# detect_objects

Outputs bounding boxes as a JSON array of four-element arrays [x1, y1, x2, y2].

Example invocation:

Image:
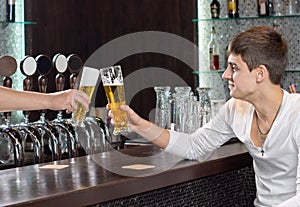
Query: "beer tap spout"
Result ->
[[0, 128, 24, 167]]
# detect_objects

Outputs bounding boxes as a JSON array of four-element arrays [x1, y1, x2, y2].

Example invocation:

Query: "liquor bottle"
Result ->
[[283, 0, 297, 15], [6, 0, 15, 22], [208, 27, 220, 71], [210, 0, 220, 18], [268, 0, 275, 16], [228, 0, 239, 18], [258, 0, 275, 16]]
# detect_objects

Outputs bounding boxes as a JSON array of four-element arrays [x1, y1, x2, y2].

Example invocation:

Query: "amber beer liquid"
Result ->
[[104, 83, 130, 135], [71, 66, 99, 126], [100, 65, 131, 135], [73, 86, 95, 122]]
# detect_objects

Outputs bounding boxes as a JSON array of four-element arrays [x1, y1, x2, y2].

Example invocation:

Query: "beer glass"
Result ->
[[72, 66, 99, 127], [100, 65, 131, 135]]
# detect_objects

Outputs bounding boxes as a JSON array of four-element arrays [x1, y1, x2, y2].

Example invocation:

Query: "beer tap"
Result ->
[[51, 53, 81, 158], [60, 121, 79, 157], [28, 122, 60, 162], [13, 56, 46, 165], [17, 125, 43, 164], [86, 117, 109, 153], [67, 54, 83, 89], [53, 53, 68, 121], [20, 56, 37, 124], [35, 54, 52, 123], [26, 125, 44, 163], [0, 55, 17, 126], [0, 127, 24, 167], [55, 54, 83, 157], [34, 54, 62, 161]]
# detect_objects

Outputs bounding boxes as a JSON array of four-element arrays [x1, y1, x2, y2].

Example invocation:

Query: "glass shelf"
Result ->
[[0, 21, 37, 25], [192, 14, 300, 22], [285, 70, 300, 72]]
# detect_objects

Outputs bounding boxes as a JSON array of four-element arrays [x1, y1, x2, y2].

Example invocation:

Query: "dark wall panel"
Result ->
[[24, 0, 197, 120]]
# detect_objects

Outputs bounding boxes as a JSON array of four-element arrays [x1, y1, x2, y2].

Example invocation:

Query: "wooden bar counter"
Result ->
[[0, 142, 255, 207]]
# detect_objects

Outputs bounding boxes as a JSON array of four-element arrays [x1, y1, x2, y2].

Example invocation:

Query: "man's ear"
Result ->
[[256, 65, 268, 83]]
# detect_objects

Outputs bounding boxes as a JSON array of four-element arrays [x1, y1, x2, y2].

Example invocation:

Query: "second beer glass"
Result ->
[[100, 65, 131, 135]]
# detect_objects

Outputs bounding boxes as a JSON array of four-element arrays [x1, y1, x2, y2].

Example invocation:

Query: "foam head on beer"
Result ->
[[72, 66, 100, 127], [100, 65, 131, 135]]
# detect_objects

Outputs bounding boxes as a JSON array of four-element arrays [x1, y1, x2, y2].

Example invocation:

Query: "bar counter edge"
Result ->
[[0, 142, 252, 207]]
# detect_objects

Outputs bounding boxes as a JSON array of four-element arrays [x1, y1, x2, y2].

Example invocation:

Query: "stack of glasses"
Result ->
[[154, 86, 217, 133]]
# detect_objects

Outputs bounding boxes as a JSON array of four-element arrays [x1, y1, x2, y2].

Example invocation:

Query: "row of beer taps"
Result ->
[[0, 54, 111, 168]]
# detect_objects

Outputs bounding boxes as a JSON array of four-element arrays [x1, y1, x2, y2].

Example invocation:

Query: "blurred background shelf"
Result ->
[[193, 14, 300, 22], [0, 21, 36, 24]]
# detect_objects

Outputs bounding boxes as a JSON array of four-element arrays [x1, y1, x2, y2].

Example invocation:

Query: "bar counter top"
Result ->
[[0, 142, 252, 207]]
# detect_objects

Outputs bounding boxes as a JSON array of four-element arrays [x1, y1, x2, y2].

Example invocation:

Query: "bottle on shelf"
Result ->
[[210, 0, 220, 18], [283, 0, 297, 15], [258, 0, 274, 16], [6, 0, 15, 22], [208, 26, 220, 71], [228, 0, 239, 18]]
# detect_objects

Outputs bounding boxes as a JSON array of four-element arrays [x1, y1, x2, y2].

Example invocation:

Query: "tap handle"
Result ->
[[22, 76, 33, 119], [69, 73, 77, 89], [0, 55, 17, 123], [38, 75, 48, 120], [67, 54, 82, 89], [21, 56, 37, 122], [38, 75, 48, 93], [36, 54, 52, 76], [23, 76, 33, 91], [53, 53, 67, 92], [0, 55, 17, 77], [55, 73, 65, 91], [20, 56, 37, 77], [3, 76, 12, 120], [3, 76, 12, 88]]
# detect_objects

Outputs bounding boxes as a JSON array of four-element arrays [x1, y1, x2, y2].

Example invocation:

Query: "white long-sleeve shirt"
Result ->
[[165, 90, 300, 207]]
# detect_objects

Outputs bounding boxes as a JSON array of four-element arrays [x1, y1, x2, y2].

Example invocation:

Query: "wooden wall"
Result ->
[[24, 0, 197, 121]]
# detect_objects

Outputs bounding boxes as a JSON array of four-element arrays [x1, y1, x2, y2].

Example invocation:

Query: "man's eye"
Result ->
[[231, 65, 239, 72], [228, 65, 234, 72]]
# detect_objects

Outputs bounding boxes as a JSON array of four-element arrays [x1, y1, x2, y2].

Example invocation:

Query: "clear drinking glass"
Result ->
[[154, 86, 171, 129], [100, 65, 131, 135], [174, 86, 191, 132], [72, 66, 100, 127], [196, 87, 212, 127]]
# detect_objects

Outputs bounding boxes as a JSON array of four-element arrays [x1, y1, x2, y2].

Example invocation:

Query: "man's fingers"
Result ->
[[120, 104, 129, 111], [66, 100, 78, 114], [73, 90, 90, 111], [108, 110, 114, 118], [106, 103, 111, 110]]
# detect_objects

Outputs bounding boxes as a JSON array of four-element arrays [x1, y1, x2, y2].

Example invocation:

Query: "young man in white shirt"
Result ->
[[109, 26, 300, 206]]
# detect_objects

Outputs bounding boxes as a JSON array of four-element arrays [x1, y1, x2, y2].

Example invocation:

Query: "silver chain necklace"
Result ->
[[255, 101, 282, 156]]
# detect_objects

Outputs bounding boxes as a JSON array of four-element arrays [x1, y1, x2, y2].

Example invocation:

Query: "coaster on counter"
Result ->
[[39, 165, 69, 170], [122, 164, 155, 170]]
